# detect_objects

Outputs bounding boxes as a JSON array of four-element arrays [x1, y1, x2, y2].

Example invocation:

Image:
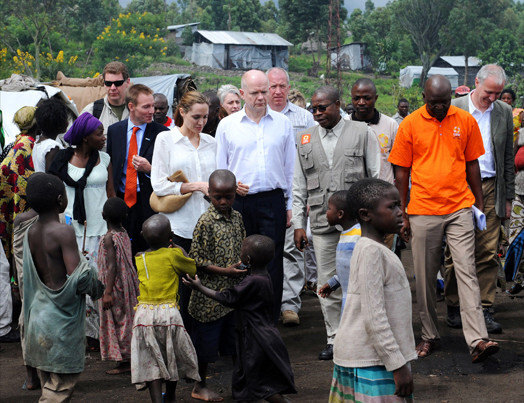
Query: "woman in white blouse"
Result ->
[[151, 91, 215, 252]]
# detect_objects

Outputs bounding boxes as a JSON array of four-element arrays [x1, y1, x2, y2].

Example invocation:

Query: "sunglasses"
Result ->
[[104, 80, 126, 87], [309, 102, 335, 113]]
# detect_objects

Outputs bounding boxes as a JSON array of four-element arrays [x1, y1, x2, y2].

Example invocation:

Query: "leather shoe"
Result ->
[[281, 310, 300, 327], [446, 306, 462, 329], [319, 344, 333, 360], [483, 308, 502, 334], [471, 340, 499, 363]]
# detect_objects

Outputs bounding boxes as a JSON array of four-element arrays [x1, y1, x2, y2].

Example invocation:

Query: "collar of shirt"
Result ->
[[320, 117, 344, 138], [239, 106, 273, 124], [208, 204, 234, 222], [126, 120, 148, 148], [171, 126, 213, 145], [468, 91, 494, 115], [350, 109, 381, 125], [420, 104, 458, 121]]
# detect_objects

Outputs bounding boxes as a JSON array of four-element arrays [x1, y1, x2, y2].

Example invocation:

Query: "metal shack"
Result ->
[[189, 30, 292, 70]]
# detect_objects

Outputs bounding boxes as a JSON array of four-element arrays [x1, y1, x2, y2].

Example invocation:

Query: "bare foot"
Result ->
[[191, 383, 224, 402], [106, 362, 131, 375]]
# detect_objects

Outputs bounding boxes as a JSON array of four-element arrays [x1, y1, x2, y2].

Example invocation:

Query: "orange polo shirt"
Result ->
[[388, 104, 485, 216]]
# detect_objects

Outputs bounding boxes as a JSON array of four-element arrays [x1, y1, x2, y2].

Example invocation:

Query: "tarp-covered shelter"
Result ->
[[433, 56, 481, 88], [399, 66, 459, 90], [0, 74, 78, 145], [189, 30, 292, 70], [55, 72, 195, 116], [330, 43, 370, 71]]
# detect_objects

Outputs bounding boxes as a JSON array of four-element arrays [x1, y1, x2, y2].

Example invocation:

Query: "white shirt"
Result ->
[[151, 128, 216, 239], [275, 101, 316, 136], [216, 107, 296, 210], [320, 118, 344, 167], [32, 138, 63, 172], [469, 92, 495, 179]]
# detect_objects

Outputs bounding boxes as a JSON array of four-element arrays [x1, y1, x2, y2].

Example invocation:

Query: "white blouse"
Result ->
[[33, 138, 63, 172], [151, 127, 217, 239]]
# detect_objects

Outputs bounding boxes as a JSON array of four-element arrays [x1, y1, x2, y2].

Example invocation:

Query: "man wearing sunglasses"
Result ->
[[82, 61, 130, 136], [292, 85, 381, 360]]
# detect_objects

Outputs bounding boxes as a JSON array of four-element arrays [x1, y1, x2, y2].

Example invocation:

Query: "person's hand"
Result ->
[[318, 283, 332, 298], [194, 182, 209, 196], [182, 274, 202, 289], [236, 181, 249, 196], [102, 293, 113, 310], [505, 200, 512, 221], [286, 209, 292, 228], [294, 228, 308, 251], [400, 215, 411, 243], [393, 364, 413, 397], [132, 155, 151, 173], [223, 262, 248, 278]]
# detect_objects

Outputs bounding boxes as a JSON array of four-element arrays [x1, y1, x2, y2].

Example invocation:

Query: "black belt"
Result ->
[[238, 189, 283, 199]]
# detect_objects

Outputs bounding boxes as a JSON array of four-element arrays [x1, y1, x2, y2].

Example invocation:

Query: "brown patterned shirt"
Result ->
[[188, 205, 245, 322]]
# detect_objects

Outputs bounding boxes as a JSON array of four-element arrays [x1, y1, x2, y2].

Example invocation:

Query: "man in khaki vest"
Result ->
[[292, 85, 381, 360]]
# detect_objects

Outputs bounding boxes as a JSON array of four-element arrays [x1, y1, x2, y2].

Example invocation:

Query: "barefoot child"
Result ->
[[318, 191, 361, 314], [131, 214, 200, 403], [187, 169, 247, 402], [184, 234, 296, 403], [23, 173, 105, 402], [329, 178, 417, 402], [97, 197, 139, 375]]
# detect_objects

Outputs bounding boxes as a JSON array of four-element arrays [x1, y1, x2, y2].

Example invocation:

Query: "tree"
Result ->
[[446, 0, 509, 85], [279, 0, 347, 45], [0, 0, 67, 79], [395, 0, 454, 87]]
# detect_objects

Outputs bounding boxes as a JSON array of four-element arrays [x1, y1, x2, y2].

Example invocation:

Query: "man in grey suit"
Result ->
[[445, 64, 515, 334]]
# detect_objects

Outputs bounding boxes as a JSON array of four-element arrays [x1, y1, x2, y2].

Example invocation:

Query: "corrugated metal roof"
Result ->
[[440, 56, 481, 67], [167, 22, 200, 31], [196, 30, 292, 47]]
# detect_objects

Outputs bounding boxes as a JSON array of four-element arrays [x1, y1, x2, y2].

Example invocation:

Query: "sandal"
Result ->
[[471, 340, 499, 363], [505, 283, 523, 296], [416, 340, 439, 358]]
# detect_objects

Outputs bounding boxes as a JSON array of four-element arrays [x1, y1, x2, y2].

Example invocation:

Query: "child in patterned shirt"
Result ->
[[188, 169, 246, 402]]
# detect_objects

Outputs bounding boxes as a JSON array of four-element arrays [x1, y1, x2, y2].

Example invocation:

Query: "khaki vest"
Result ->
[[296, 119, 370, 234]]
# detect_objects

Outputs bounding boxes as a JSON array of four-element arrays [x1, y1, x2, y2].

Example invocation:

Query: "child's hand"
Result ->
[[318, 283, 332, 298], [224, 262, 247, 278], [393, 364, 413, 397], [102, 293, 113, 310], [182, 274, 201, 289]]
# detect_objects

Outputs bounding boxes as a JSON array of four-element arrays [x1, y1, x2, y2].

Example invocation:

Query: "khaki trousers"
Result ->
[[445, 179, 501, 307], [37, 370, 80, 403], [312, 231, 342, 344], [410, 208, 487, 352]]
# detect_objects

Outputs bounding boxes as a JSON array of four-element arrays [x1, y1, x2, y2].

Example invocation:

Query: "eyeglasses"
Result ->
[[309, 102, 335, 113], [104, 80, 126, 87]]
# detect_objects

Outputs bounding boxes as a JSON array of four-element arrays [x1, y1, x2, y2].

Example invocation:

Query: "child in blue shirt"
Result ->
[[318, 191, 361, 313]]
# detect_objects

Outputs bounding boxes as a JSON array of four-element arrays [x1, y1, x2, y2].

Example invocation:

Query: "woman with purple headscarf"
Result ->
[[49, 112, 115, 347]]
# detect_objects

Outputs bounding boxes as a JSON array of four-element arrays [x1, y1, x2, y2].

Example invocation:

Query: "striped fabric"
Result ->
[[329, 365, 413, 403]]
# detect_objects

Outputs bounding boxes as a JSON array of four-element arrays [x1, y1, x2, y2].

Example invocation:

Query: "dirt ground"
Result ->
[[2, 247, 524, 402]]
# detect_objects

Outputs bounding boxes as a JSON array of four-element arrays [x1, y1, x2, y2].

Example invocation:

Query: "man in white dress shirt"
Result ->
[[266, 67, 316, 327], [216, 69, 296, 323]]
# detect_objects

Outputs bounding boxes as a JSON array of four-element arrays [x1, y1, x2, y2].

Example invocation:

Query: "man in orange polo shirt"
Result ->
[[389, 75, 499, 363]]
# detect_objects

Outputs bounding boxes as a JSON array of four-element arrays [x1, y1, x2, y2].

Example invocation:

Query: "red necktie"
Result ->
[[124, 126, 139, 208]]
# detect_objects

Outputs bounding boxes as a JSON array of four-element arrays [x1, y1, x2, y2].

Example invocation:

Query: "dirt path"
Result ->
[[2, 248, 524, 402]]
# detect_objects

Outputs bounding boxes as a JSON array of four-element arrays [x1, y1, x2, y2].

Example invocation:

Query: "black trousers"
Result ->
[[117, 190, 154, 257], [233, 189, 286, 323]]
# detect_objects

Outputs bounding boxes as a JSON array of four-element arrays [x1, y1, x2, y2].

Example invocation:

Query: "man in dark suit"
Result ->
[[107, 84, 169, 255], [445, 64, 515, 334]]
